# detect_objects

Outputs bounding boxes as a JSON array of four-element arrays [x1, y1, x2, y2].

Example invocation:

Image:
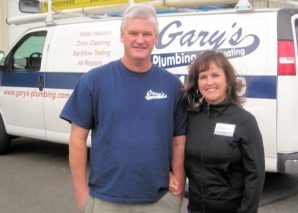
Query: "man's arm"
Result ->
[[171, 134, 186, 198], [69, 122, 90, 210]]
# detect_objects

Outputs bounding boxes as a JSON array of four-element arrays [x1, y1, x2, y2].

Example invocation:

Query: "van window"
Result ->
[[295, 19, 298, 45], [8, 31, 47, 71], [295, 19, 298, 49]]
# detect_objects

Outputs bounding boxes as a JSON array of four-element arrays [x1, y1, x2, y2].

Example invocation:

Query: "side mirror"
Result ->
[[19, 0, 42, 13], [0, 51, 5, 67]]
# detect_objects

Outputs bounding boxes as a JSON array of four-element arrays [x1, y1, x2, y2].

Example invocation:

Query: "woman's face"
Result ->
[[198, 61, 228, 105]]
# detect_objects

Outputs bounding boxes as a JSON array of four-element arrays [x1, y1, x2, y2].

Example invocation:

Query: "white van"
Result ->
[[1, 7, 298, 173]]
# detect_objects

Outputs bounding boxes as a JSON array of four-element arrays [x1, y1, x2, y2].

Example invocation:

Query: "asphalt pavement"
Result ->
[[1, 138, 298, 213]]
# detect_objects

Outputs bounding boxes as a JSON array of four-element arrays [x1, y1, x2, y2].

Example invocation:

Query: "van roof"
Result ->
[[7, 6, 286, 27]]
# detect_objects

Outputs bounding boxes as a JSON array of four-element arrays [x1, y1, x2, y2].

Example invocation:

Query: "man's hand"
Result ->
[[169, 172, 183, 196], [75, 186, 89, 210]]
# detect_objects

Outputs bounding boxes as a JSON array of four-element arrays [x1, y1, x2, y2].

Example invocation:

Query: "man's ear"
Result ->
[[120, 32, 124, 43], [155, 35, 159, 45]]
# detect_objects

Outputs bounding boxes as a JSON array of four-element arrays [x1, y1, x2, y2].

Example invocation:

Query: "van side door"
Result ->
[[0, 30, 47, 138], [276, 10, 298, 172]]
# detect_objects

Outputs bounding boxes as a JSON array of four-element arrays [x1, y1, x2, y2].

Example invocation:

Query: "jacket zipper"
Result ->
[[201, 103, 211, 213]]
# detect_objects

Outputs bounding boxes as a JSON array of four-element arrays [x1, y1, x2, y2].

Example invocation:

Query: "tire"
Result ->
[[0, 115, 11, 154]]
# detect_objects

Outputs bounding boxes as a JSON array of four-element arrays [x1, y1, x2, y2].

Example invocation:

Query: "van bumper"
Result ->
[[278, 153, 298, 173]]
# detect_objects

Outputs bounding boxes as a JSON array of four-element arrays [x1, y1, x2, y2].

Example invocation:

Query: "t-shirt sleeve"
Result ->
[[59, 75, 94, 130], [173, 81, 187, 136]]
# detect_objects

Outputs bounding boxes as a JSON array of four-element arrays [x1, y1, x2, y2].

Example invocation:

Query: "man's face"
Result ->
[[121, 18, 158, 62]]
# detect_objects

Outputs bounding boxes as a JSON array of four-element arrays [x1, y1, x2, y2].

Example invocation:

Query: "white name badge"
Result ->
[[214, 123, 236, 137]]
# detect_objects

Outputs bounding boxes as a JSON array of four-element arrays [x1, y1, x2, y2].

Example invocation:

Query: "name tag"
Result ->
[[214, 123, 236, 137]]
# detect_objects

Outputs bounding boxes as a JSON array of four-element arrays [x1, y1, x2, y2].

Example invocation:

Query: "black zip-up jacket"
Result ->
[[185, 100, 265, 213]]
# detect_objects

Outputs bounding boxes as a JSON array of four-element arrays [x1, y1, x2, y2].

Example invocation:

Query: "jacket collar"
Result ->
[[201, 99, 233, 116]]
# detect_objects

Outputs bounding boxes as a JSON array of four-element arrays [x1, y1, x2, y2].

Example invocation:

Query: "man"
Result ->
[[60, 4, 186, 213]]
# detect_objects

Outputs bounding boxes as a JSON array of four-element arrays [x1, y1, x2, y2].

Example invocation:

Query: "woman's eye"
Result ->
[[199, 75, 206, 80]]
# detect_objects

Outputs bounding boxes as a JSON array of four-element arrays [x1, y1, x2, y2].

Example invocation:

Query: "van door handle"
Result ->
[[38, 75, 44, 91]]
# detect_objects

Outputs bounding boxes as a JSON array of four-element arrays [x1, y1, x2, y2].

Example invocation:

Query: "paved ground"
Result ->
[[1, 138, 298, 213]]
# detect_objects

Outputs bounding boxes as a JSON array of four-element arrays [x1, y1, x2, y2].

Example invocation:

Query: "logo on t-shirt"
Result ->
[[145, 90, 167, 100]]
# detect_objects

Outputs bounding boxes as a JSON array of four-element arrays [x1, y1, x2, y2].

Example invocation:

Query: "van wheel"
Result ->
[[0, 116, 11, 154]]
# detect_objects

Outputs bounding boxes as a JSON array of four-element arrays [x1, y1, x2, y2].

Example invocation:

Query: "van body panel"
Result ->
[[277, 77, 298, 154], [46, 20, 123, 72], [1, 8, 298, 173]]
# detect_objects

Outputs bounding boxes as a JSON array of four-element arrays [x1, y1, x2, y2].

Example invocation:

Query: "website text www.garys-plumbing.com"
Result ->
[[3, 89, 71, 100]]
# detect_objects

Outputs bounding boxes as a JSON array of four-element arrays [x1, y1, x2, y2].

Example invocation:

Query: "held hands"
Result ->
[[169, 172, 183, 196]]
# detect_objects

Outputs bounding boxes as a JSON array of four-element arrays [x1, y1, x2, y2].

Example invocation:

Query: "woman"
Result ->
[[170, 50, 265, 213]]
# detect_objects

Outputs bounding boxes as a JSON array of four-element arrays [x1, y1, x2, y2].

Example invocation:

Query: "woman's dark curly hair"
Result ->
[[184, 50, 246, 112]]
